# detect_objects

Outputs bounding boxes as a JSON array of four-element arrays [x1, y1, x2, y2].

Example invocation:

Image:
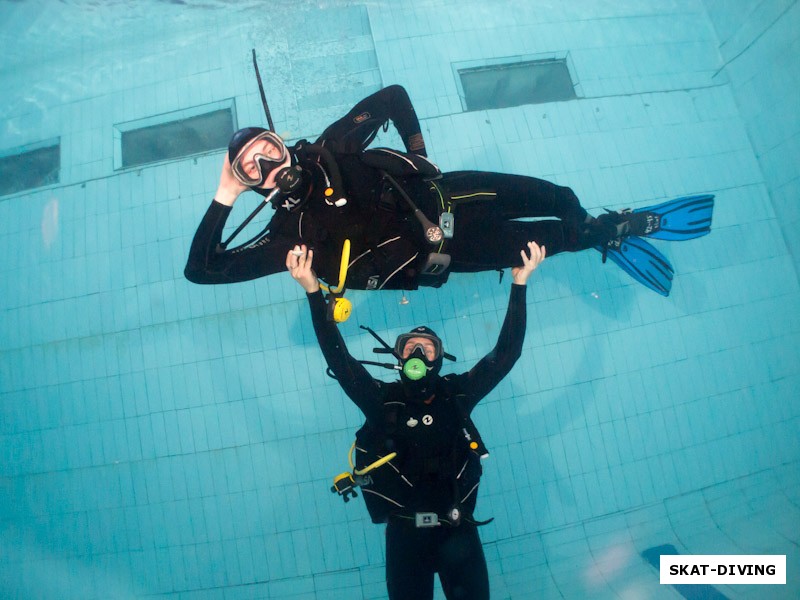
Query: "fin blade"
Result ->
[[636, 194, 715, 241], [596, 236, 674, 296]]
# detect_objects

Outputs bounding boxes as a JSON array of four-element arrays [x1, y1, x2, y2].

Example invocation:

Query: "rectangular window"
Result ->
[[0, 140, 60, 197], [456, 57, 577, 111], [115, 100, 236, 169]]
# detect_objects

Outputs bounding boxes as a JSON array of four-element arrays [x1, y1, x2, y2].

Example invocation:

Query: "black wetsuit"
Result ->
[[186, 85, 603, 290], [307, 283, 527, 600]]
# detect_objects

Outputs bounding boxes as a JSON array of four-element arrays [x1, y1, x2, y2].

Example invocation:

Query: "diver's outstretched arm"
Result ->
[[315, 84, 427, 156], [461, 242, 545, 412], [184, 153, 293, 284], [288, 247, 384, 424], [184, 197, 291, 284]]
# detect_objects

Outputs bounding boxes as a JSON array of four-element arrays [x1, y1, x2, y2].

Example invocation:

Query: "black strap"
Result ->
[[389, 509, 493, 528], [465, 515, 494, 527]]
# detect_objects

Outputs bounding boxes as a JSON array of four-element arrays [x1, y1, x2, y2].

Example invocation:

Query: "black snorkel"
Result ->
[[220, 50, 349, 253], [217, 50, 280, 251], [252, 48, 275, 132], [249, 48, 346, 203]]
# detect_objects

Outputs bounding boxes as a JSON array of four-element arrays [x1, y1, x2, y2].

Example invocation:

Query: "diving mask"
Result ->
[[230, 130, 289, 187], [396, 334, 442, 360], [395, 328, 444, 382]]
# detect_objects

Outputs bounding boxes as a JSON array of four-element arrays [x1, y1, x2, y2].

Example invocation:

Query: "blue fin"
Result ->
[[636, 194, 715, 241], [595, 236, 674, 296]]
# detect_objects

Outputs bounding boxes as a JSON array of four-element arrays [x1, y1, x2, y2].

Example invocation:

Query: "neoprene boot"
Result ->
[[594, 209, 661, 240], [578, 214, 617, 248], [588, 209, 662, 262]]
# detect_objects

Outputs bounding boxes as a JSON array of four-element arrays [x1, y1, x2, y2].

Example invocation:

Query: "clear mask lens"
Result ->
[[231, 131, 288, 186], [395, 333, 442, 362]]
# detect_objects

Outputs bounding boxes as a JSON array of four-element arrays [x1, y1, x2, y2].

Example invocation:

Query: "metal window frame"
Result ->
[[113, 98, 237, 170], [452, 52, 581, 112], [0, 138, 61, 198]]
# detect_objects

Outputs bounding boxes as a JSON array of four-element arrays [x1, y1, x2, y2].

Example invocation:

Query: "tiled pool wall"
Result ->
[[703, 0, 800, 268], [1, 1, 798, 598]]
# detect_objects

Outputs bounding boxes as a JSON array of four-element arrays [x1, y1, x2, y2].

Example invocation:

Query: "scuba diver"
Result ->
[[185, 84, 714, 296], [286, 240, 546, 600]]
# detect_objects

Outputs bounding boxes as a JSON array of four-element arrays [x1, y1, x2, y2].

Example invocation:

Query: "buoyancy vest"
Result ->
[[292, 143, 442, 290], [354, 376, 486, 524]]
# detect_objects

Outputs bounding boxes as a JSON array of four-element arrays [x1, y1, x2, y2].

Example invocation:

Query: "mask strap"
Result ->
[[360, 325, 401, 360]]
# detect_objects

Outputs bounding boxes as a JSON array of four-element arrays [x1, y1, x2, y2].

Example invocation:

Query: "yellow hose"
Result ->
[[348, 442, 397, 476], [320, 239, 350, 294], [355, 453, 397, 476]]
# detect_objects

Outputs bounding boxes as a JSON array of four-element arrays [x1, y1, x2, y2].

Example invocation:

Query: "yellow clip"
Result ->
[[333, 472, 354, 486]]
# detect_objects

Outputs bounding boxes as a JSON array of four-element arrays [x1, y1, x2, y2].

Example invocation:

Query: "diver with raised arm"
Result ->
[[286, 240, 545, 600]]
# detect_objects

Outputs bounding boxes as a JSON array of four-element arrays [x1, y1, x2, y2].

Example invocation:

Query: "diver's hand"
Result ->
[[214, 154, 249, 206], [286, 244, 321, 293], [511, 241, 546, 285]]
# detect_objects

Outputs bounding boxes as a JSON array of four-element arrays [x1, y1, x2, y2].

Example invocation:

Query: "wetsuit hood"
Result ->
[[228, 127, 268, 163]]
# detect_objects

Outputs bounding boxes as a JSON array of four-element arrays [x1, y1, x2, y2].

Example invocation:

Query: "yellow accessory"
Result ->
[[330, 296, 352, 322], [348, 443, 397, 476], [319, 239, 352, 322], [331, 444, 397, 503], [319, 239, 350, 295]]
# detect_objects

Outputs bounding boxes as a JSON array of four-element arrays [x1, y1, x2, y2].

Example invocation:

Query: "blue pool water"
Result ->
[[1, 1, 798, 598]]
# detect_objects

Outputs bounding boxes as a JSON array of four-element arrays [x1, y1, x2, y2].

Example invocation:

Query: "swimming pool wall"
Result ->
[[703, 0, 800, 269], [0, 1, 798, 598]]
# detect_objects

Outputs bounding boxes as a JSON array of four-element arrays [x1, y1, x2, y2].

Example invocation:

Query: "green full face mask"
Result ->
[[395, 327, 444, 385]]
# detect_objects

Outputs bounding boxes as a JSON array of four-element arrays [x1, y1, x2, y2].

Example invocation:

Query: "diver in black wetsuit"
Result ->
[[286, 241, 546, 600], [185, 84, 619, 291]]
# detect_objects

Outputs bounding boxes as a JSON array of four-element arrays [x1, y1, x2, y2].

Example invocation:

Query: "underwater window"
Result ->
[[457, 57, 577, 111], [0, 141, 60, 197], [116, 100, 235, 169]]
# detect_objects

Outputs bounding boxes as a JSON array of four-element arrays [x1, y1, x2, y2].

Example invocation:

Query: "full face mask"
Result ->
[[228, 128, 289, 188], [395, 326, 444, 384]]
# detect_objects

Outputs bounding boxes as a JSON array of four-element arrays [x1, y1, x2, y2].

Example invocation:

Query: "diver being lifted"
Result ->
[[286, 240, 545, 600], [186, 84, 714, 296]]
